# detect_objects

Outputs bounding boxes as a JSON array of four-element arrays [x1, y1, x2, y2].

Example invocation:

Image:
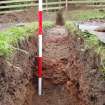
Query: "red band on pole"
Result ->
[[38, 11, 43, 34], [38, 57, 42, 77]]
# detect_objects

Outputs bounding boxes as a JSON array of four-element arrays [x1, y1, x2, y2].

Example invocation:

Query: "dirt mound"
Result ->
[[0, 7, 36, 23], [0, 26, 105, 105]]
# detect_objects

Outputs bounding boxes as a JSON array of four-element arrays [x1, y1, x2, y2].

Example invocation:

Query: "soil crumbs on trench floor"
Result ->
[[32, 26, 72, 105]]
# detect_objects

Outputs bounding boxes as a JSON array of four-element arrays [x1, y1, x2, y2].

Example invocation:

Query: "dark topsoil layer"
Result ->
[[0, 26, 105, 105]]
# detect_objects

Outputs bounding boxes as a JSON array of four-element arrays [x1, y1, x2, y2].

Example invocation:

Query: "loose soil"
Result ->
[[0, 7, 55, 24], [0, 26, 105, 105], [0, 8, 36, 23]]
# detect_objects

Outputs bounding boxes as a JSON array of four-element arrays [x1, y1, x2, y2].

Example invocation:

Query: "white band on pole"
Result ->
[[39, 0, 43, 11], [38, 78, 42, 96], [38, 35, 42, 57]]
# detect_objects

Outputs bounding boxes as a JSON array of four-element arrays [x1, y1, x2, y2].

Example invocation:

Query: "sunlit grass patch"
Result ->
[[0, 21, 54, 57]]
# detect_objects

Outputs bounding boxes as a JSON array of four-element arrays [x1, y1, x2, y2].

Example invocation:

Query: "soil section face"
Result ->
[[32, 26, 71, 105], [0, 26, 105, 105], [32, 26, 105, 105], [0, 36, 37, 105]]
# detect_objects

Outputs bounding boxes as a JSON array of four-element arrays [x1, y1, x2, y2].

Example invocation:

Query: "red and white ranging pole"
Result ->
[[38, 0, 43, 96]]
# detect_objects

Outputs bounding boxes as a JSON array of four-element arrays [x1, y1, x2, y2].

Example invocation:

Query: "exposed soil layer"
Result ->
[[0, 26, 105, 105], [33, 26, 105, 105], [0, 36, 37, 105]]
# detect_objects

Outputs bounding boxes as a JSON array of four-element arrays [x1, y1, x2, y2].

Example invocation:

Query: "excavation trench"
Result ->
[[25, 26, 105, 105], [0, 26, 105, 105]]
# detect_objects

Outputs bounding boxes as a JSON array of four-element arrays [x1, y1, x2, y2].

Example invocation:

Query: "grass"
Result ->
[[0, 21, 54, 57], [82, 31, 105, 74], [66, 21, 105, 54], [65, 9, 105, 21]]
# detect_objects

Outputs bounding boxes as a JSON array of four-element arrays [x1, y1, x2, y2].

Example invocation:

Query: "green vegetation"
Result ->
[[65, 9, 105, 20], [0, 21, 54, 57], [66, 21, 102, 50]]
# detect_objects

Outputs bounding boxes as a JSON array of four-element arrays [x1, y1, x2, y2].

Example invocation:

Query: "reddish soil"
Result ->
[[32, 26, 105, 105], [0, 26, 105, 105]]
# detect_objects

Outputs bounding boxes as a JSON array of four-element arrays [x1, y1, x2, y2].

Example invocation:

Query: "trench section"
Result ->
[[0, 26, 105, 105]]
